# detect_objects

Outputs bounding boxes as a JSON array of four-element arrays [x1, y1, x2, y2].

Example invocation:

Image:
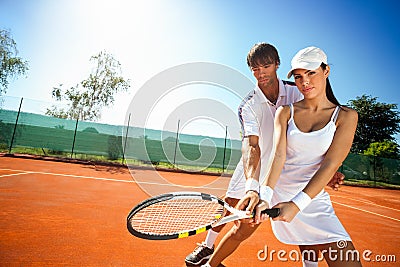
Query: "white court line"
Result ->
[[2, 168, 399, 221], [0, 172, 33, 178], [0, 168, 227, 190], [332, 194, 400, 212], [332, 200, 400, 222], [0, 168, 133, 182]]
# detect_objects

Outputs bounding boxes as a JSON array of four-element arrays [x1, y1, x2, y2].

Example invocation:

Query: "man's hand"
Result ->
[[235, 191, 259, 225], [237, 191, 259, 212], [327, 171, 345, 191]]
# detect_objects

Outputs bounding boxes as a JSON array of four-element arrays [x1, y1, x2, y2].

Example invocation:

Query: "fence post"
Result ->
[[122, 113, 131, 165], [173, 119, 180, 168], [222, 126, 228, 173], [373, 154, 376, 187], [71, 116, 79, 158], [9, 97, 23, 154]]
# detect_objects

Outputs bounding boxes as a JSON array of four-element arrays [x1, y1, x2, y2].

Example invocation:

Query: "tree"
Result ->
[[0, 29, 29, 95], [363, 141, 400, 183], [347, 94, 400, 153], [364, 141, 399, 159], [107, 135, 122, 160], [46, 50, 130, 121]]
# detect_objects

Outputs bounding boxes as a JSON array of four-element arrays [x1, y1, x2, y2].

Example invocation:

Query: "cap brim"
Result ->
[[287, 69, 295, 79], [286, 61, 322, 79]]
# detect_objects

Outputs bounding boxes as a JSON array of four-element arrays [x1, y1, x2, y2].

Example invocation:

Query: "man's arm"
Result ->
[[236, 135, 261, 213], [242, 135, 260, 185]]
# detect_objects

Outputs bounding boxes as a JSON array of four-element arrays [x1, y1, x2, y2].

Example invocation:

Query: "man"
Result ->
[[185, 43, 343, 267]]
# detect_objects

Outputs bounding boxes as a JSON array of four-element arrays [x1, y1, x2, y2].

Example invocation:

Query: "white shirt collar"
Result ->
[[255, 78, 286, 104]]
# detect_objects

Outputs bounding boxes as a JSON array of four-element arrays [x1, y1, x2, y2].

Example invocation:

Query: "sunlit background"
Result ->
[[1, 0, 399, 141]]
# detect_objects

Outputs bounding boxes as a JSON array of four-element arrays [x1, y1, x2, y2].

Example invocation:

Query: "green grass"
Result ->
[[345, 179, 400, 189], [4, 146, 235, 175]]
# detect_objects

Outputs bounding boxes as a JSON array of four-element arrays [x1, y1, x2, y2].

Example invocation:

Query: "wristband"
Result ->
[[291, 191, 312, 211], [245, 178, 259, 193], [259, 185, 273, 204]]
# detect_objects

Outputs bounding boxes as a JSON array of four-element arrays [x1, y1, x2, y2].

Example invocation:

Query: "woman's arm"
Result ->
[[253, 106, 290, 223], [263, 105, 290, 189]]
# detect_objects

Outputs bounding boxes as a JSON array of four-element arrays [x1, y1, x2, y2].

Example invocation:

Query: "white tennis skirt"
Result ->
[[270, 187, 351, 245]]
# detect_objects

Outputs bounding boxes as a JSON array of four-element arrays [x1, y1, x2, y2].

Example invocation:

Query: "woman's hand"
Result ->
[[253, 200, 270, 224], [271, 201, 300, 223]]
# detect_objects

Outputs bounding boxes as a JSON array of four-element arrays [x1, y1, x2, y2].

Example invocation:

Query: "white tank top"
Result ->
[[275, 104, 340, 194]]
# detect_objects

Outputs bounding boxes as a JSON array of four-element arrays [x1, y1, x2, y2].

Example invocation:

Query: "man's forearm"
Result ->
[[242, 136, 261, 193]]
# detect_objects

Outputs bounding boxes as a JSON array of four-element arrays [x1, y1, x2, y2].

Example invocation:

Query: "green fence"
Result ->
[[0, 96, 242, 172], [1, 96, 399, 184], [340, 153, 400, 185]]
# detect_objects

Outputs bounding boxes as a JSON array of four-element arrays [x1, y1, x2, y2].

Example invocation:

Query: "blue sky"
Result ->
[[1, 0, 399, 141]]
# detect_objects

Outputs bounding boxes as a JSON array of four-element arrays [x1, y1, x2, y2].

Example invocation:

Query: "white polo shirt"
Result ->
[[226, 79, 303, 199]]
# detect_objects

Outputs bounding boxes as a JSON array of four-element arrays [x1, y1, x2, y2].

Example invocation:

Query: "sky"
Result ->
[[1, 0, 399, 141]]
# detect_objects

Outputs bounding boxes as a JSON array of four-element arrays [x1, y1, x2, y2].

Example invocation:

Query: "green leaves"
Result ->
[[47, 50, 130, 121], [364, 141, 399, 159], [347, 94, 400, 158], [0, 29, 29, 95]]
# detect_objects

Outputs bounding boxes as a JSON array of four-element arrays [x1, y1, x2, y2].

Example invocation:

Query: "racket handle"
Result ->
[[255, 208, 280, 218]]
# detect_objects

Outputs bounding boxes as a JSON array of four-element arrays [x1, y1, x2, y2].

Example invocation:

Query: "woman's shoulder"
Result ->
[[276, 104, 292, 120], [337, 106, 358, 124], [277, 104, 292, 112], [339, 106, 358, 118]]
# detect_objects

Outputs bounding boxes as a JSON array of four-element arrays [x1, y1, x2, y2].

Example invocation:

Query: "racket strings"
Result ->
[[129, 198, 224, 235]]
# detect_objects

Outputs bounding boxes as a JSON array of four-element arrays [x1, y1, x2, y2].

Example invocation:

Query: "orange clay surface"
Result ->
[[0, 155, 399, 266]]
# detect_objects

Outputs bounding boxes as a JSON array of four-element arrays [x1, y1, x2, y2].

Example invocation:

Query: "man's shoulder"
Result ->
[[280, 80, 299, 94], [279, 79, 303, 103], [281, 80, 301, 95], [238, 89, 262, 114], [282, 80, 296, 86], [240, 90, 257, 105]]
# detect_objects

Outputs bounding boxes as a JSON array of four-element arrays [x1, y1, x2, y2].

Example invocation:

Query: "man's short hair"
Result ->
[[247, 43, 280, 68]]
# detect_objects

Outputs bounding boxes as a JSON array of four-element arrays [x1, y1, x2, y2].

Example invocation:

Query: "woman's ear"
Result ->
[[324, 65, 330, 77]]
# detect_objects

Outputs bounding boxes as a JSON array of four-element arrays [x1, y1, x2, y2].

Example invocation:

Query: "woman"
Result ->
[[255, 46, 361, 266]]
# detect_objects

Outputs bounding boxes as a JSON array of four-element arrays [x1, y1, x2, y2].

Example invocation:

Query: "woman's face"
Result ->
[[292, 65, 329, 98]]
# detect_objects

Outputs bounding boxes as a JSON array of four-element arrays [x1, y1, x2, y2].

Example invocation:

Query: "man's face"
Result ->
[[250, 62, 278, 87]]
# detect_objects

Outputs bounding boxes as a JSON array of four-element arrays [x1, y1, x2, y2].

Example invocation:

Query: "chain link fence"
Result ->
[[0, 96, 241, 172]]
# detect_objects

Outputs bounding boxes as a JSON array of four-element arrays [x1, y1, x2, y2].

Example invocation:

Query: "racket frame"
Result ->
[[127, 191, 279, 240]]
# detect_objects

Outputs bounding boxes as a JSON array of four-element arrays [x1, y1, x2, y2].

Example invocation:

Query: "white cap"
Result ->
[[287, 46, 328, 78]]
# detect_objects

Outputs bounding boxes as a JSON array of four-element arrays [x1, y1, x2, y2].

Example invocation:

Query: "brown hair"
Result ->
[[321, 63, 341, 106], [247, 43, 280, 68]]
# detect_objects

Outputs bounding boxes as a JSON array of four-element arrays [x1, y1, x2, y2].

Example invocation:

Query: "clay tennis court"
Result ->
[[0, 155, 399, 266]]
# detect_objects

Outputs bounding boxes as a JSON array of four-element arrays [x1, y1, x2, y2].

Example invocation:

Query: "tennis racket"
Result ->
[[126, 191, 280, 240]]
